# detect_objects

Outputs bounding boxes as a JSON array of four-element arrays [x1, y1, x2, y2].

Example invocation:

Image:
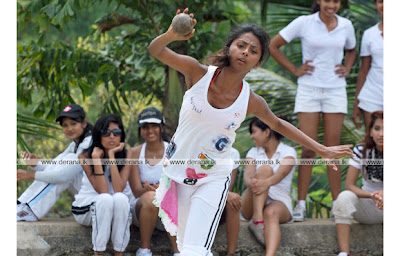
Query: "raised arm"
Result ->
[[247, 92, 354, 166], [108, 143, 130, 193], [80, 150, 108, 194], [147, 8, 207, 88]]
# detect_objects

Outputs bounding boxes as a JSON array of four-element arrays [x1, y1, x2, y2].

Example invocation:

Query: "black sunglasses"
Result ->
[[101, 129, 122, 137]]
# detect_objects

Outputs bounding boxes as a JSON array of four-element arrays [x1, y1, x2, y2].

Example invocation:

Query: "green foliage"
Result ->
[[17, 0, 378, 218]]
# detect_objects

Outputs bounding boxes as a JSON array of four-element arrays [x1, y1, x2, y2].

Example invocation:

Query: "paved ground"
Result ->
[[17, 217, 383, 256]]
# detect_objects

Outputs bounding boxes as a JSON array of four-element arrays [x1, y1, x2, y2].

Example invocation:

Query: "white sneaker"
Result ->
[[293, 204, 306, 222], [17, 203, 38, 222], [136, 248, 152, 256]]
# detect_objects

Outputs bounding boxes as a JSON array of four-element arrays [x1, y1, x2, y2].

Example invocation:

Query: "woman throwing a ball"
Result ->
[[148, 8, 354, 256]]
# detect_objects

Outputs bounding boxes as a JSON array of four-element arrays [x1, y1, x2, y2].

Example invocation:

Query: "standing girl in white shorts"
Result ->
[[17, 104, 92, 221], [353, 0, 383, 132], [269, 0, 357, 220], [72, 114, 133, 256], [333, 111, 383, 256], [148, 8, 353, 256], [128, 107, 180, 256], [240, 117, 296, 256]]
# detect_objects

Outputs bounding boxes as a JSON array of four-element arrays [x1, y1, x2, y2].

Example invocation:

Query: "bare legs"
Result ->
[[336, 223, 351, 254], [264, 202, 291, 256], [136, 191, 179, 253], [225, 198, 240, 255], [297, 112, 344, 202], [323, 113, 345, 201], [297, 112, 320, 202], [241, 165, 291, 256]]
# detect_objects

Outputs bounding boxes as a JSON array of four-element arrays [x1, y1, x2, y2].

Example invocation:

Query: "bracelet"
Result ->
[[93, 172, 105, 176]]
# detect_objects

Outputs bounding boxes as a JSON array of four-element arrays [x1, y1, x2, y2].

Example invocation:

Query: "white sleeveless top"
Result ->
[[73, 165, 133, 207], [138, 141, 168, 185], [163, 65, 250, 185]]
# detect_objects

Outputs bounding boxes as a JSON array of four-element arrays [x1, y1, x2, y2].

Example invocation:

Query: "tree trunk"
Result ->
[[162, 66, 186, 140]]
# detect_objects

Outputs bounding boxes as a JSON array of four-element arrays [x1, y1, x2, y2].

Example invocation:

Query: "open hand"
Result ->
[[107, 142, 125, 157], [250, 178, 269, 195], [144, 180, 159, 191], [319, 145, 354, 171], [335, 64, 350, 77], [294, 60, 314, 77]]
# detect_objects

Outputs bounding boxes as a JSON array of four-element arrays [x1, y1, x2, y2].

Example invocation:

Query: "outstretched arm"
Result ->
[[247, 92, 354, 168], [147, 8, 207, 88]]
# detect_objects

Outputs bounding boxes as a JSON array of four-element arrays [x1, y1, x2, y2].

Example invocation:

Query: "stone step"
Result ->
[[17, 217, 383, 256]]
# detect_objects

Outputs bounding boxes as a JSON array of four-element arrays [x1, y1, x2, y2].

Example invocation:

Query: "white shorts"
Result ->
[[358, 99, 383, 113], [294, 84, 347, 114]]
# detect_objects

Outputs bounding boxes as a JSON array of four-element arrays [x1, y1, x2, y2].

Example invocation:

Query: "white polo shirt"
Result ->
[[246, 142, 297, 195], [279, 12, 356, 88], [357, 23, 383, 105]]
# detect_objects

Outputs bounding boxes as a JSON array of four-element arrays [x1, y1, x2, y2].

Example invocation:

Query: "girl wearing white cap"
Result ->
[[17, 104, 92, 221], [148, 8, 354, 256], [128, 107, 180, 256], [269, 0, 357, 221]]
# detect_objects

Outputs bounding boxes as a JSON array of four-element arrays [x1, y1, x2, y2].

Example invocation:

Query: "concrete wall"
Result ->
[[17, 218, 382, 256]]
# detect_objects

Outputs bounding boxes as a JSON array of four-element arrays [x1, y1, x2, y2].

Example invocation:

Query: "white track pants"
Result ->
[[73, 193, 132, 252], [18, 172, 82, 219], [333, 190, 383, 225], [176, 176, 231, 256]]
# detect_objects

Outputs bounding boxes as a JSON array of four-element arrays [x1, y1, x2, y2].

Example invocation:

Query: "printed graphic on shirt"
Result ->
[[166, 139, 177, 159], [213, 136, 231, 152], [198, 153, 215, 170], [190, 96, 202, 114], [225, 122, 238, 131], [183, 178, 197, 185], [186, 168, 208, 179]]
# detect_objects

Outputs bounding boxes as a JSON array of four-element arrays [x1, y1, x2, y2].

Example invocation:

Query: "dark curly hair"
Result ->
[[207, 24, 270, 68]]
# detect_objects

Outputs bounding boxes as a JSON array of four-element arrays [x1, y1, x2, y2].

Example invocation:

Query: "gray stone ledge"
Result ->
[[17, 217, 382, 256]]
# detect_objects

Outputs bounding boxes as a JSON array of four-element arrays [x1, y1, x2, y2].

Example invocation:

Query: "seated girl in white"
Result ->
[[241, 117, 297, 256], [333, 111, 383, 256], [17, 104, 92, 221], [72, 114, 133, 256]]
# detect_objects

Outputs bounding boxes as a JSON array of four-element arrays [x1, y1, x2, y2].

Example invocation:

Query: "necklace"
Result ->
[[146, 149, 158, 159]]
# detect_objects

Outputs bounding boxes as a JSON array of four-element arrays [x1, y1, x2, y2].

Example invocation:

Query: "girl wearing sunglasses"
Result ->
[[17, 104, 93, 221], [128, 107, 180, 256], [72, 114, 133, 256]]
